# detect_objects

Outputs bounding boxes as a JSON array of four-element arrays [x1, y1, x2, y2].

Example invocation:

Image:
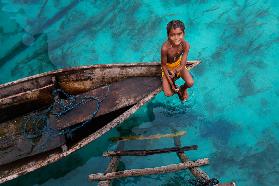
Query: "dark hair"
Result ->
[[166, 20, 185, 35]]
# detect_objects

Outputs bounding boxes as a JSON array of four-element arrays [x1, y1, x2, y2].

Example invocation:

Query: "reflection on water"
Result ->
[[1, 0, 279, 186]]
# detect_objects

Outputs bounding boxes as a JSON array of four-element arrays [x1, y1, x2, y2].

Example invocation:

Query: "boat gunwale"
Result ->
[[0, 61, 200, 89], [0, 62, 162, 89], [0, 84, 54, 105]]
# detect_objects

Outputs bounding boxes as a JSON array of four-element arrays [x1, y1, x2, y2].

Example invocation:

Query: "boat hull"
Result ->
[[0, 61, 200, 183]]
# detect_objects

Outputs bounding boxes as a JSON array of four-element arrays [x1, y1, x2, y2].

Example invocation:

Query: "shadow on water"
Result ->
[[116, 98, 202, 140], [237, 71, 256, 98], [1, 0, 123, 83], [0, 0, 80, 68], [210, 134, 279, 185], [237, 70, 270, 100], [115, 102, 160, 137], [9, 34, 57, 78], [200, 119, 237, 147], [205, 0, 275, 71]]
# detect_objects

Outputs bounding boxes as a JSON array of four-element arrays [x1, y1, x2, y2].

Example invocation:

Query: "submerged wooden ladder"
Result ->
[[88, 131, 235, 186]]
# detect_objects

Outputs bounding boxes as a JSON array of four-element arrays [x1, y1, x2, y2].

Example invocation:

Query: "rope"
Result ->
[[21, 85, 110, 149]]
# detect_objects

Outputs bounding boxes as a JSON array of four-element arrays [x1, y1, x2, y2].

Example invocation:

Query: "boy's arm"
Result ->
[[176, 40, 190, 72], [161, 45, 177, 91]]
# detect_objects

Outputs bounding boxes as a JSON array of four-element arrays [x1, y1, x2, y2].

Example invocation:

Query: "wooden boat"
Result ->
[[0, 61, 200, 183]]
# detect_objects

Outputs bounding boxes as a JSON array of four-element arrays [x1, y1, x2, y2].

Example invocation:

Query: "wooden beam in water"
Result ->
[[103, 145, 197, 157], [98, 157, 120, 186], [173, 136, 210, 181], [98, 142, 124, 186], [110, 131, 186, 142], [89, 158, 209, 181]]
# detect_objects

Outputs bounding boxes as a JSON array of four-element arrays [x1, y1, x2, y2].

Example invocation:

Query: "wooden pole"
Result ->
[[98, 157, 120, 186], [103, 145, 198, 157], [173, 136, 210, 180], [110, 131, 186, 142], [98, 142, 124, 186], [89, 158, 209, 181]]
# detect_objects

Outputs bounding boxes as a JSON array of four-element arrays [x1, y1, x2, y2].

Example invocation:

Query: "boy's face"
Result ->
[[168, 28, 184, 46]]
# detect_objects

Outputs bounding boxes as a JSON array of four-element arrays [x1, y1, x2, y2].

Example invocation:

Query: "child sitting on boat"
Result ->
[[161, 20, 194, 101]]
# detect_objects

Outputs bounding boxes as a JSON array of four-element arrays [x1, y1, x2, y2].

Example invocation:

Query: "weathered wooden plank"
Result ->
[[103, 145, 197, 157], [173, 136, 210, 180], [0, 76, 54, 99], [98, 157, 120, 186], [89, 158, 209, 181], [98, 142, 124, 186], [0, 84, 54, 123], [57, 64, 161, 94]]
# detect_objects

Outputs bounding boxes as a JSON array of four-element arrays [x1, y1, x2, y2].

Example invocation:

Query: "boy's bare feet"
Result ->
[[178, 84, 188, 101], [177, 89, 183, 100], [182, 88, 189, 101]]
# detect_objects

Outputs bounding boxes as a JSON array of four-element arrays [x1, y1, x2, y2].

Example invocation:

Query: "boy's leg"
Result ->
[[179, 68, 194, 100], [162, 75, 174, 96]]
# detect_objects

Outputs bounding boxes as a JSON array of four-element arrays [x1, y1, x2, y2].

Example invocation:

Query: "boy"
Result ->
[[161, 20, 194, 101]]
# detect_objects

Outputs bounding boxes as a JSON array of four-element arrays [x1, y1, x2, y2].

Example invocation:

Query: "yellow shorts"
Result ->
[[161, 56, 188, 77]]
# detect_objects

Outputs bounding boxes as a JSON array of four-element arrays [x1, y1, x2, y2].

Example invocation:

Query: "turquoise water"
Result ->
[[1, 0, 279, 185]]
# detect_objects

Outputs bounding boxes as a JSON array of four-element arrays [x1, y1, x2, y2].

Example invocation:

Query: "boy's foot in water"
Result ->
[[178, 84, 188, 101], [177, 89, 183, 100], [182, 88, 189, 101]]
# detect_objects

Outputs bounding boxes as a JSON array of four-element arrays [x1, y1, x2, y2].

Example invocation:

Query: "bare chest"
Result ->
[[167, 45, 184, 63]]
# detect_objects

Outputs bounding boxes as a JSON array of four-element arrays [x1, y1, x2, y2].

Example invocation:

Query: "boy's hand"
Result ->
[[176, 65, 184, 73], [167, 70, 179, 92], [168, 70, 175, 78], [170, 81, 179, 93]]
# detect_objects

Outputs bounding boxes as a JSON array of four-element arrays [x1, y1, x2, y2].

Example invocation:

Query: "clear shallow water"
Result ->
[[0, 0, 279, 185]]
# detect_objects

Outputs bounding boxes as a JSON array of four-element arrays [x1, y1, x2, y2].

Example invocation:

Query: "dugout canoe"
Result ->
[[0, 61, 200, 183]]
